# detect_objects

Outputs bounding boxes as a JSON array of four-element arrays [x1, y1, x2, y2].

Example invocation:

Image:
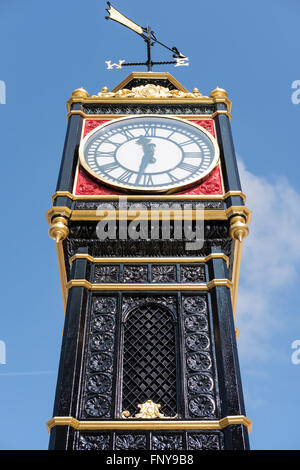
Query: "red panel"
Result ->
[[188, 119, 216, 138], [75, 118, 222, 196], [178, 165, 223, 195], [76, 166, 121, 195], [83, 119, 111, 138]]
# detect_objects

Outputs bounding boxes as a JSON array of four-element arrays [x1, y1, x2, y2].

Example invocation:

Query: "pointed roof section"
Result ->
[[111, 72, 189, 93], [67, 73, 232, 118]]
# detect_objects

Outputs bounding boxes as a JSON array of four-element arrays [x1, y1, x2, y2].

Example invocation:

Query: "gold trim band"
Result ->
[[69, 253, 230, 269], [51, 190, 246, 203], [46, 206, 251, 224], [66, 279, 233, 291], [46, 415, 252, 433]]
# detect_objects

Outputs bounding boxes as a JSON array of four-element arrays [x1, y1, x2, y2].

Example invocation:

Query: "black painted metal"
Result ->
[[214, 113, 243, 194], [55, 114, 83, 193], [49, 247, 89, 450], [208, 252, 246, 415]]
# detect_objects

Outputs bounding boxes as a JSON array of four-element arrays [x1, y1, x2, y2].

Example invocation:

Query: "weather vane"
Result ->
[[105, 2, 189, 71]]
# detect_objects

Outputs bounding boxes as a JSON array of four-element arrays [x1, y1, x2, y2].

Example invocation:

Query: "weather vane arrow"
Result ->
[[105, 2, 189, 71]]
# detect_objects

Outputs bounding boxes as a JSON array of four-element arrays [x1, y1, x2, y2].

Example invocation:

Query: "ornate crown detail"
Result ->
[[94, 84, 203, 99], [122, 399, 178, 419]]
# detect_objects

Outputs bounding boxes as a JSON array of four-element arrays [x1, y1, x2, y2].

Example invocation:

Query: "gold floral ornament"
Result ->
[[122, 400, 178, 419], [97, 84, 205, 99]]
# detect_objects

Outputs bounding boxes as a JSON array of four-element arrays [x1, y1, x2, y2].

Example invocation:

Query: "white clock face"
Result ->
[[79, 116, 219, 193]]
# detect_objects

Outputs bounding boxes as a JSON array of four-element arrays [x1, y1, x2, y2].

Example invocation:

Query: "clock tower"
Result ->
[[46, 72, 251, 451]]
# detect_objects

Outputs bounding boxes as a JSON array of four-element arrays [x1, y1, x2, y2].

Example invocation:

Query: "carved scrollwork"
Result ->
[[122, 294, 177, 316], [122, 400, 177, 419], [96, 84, 204, 100]]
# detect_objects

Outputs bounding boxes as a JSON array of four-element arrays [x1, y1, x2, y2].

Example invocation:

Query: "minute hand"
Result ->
[[135, 138, 156, 185]]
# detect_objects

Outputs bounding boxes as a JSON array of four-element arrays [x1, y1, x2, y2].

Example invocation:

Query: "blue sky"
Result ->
[[0, 0, 299, 450]]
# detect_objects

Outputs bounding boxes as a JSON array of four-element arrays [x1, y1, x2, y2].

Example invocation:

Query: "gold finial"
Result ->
[[192, 87, 202, 96], [71, 87, 89, 98], [101, 86, 109, 93], [122, 399, 177, 419], [210, 86, 228, 100], [229, 215, 249, 242], [49, 216, 69, 243]]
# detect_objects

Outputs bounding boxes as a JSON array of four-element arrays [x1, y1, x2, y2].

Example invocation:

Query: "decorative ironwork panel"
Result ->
[[94, 265, 120, 283], [152, 433, 183, 450], [77, 433, 111, 450], [182, 295, 217, 418], [152, 265, 177, 283], [115, 434, 147, 450], [91, 263, 207, 284], [180, 265, 206, 283], [123, 265, 148, 283], [73, 430, 224, 450], [81, 296, 117, 419], [187, 432, 223, 450], [122, 300, 178, 417]]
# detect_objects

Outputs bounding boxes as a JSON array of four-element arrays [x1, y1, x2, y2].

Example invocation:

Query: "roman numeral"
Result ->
[[144, 126, 156, 137], [119, 169, 133, 183], [183, 151, 202, 158], [120, 128, 135, 139], [178, 162, 199, 173], [141, 174, 154, 185], [98, 161, 119, 173]]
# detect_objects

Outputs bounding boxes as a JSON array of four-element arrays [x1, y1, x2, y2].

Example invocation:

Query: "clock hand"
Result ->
[[135, 136, 156, 184]]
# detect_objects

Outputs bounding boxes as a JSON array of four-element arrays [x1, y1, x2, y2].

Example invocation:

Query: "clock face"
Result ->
[[79, 116, 219, 193]]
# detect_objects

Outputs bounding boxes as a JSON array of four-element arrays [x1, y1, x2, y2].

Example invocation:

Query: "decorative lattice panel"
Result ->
[[122, 302, 177, 417]]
